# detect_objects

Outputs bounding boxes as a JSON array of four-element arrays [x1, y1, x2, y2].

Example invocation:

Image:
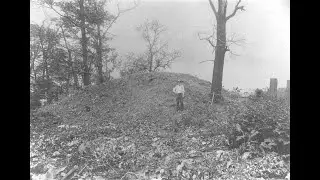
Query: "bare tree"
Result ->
[[136, 19, 181, 73], [198, 27, 245, 63], [204, 0, 245, 102]]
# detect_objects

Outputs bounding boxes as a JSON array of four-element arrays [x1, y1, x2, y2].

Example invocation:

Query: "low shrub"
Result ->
[[255, 88, 263, 98], [228, 95, 290, 156]]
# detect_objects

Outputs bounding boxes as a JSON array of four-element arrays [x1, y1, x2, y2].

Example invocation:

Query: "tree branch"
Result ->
[[153, 49, 180, 71], [227, 33, 246, 46], [208, 0, 218, 17], [198, 32, 216, 54], [199, 59, 215, 64], [41, 3, 81, 28], [228, 49, 240, 56], [154, 41, 168, 54], [103, 0, 139, 34], [226, 0, 245, 21]]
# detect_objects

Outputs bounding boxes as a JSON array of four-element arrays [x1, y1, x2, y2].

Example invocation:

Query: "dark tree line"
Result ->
[[30, 1, 180, 109], [30, 0, 138, 108]]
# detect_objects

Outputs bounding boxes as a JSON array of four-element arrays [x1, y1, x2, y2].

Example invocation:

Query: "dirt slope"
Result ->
[[38, 72, 216, 134]]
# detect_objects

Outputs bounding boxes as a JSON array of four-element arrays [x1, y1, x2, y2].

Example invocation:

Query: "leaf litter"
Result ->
[[30, 72, 290, 180]]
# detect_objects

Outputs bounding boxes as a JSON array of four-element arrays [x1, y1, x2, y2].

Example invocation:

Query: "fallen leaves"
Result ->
[[31, 72, 290, 180]]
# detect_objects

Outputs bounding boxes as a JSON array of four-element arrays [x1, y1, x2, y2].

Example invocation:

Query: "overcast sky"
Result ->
[[30, 0, 290, 90]]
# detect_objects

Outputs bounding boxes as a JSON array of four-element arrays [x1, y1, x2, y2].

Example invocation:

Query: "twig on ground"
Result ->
[[61, 165, 78, 180], [104, 160, 118, 174], [120, 172, 139, 180], [77, 164, 88, 176], [70, 164, 87, 179]]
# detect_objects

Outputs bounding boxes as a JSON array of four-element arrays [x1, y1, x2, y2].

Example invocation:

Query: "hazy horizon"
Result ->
[[30, 0, 290, 90]]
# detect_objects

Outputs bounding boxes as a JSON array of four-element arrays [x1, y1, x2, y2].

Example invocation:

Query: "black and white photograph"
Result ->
[[30, 0, 290, 179]]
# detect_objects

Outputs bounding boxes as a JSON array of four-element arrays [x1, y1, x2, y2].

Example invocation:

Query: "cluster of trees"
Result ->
[[30, 0, 182, 109], [30, 0, 137, 108], [30, 0, 245, 109]]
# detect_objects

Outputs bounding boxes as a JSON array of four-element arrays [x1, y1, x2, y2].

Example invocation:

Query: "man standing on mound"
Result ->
[[173, 80, 185, 111]]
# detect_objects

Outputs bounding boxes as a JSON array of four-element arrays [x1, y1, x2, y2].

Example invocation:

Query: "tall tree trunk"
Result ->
[[104, 57, 111, 81], [31, 57, 37, 91], [210, 0, 228, 102], [61, 25, 79, 90], [43, 51, 53, 104], [73, 73, 79, 89], [66, 73, 70, 94], [30, 55, 35, 76], [96, 24, 104, 84], [30, 44, 40, 84], [207, 0, 244, 102], [66, 50, 79, 90], [149, 54, 153, 72], [211, 17, 226, 101], [79, 0, 90, 86], [33, 71, 37, 90], [42, 51, 46, 79], [70, 53, 79, 89]]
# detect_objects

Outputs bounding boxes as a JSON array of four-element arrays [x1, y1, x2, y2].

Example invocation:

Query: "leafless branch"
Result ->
[[198, 29, 245, 58], [150, 25, 167, 51], [225, 32, 246, 56], [59, 24, 70, 49], [226, 0, 245, 21], [225, 45, 241, 57], [40, 2, 81, 28], [208, 0, 218, 17], [103, 0, 139, 35], [227, 33, 246, 46], [199, 59, 215, 64], [228, 49, 240, 56], [198, 32, 216, 54], [154, 41, 168, 54], [153, 49, 180, 71]]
